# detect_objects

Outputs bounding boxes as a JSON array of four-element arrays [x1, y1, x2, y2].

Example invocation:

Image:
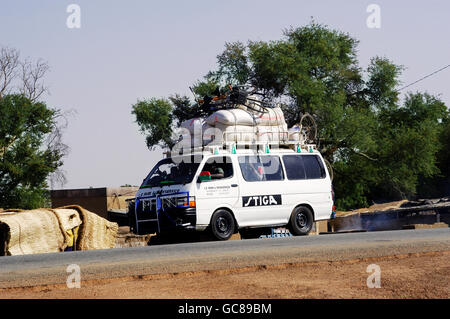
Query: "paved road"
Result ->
[[0, 228, 449, 289]]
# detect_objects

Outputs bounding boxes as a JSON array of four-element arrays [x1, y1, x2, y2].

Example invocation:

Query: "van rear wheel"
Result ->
[[289, 206, 313, 236], [210, 209, 235, 241]]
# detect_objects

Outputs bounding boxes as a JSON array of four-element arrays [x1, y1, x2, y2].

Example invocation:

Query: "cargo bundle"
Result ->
[[174, 86, 317, 149]]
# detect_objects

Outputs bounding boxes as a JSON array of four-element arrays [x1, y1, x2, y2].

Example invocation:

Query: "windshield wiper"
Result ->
[[160, 180, 176, 185], [140, 184, 155, 189]]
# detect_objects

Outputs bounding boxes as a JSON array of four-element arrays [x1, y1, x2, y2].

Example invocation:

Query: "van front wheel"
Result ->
[[210, 210, 235, 240], [289, 206, 313, 236]]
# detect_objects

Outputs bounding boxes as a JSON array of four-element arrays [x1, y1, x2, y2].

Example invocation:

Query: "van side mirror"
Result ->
[[198, 171, 211, 182]]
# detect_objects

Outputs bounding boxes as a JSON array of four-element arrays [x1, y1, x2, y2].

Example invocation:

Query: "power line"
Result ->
[[397, 64, 450, 92]]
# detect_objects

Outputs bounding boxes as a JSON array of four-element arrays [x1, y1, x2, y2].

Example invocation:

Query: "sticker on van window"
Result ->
[[242, 195, 282, 207]]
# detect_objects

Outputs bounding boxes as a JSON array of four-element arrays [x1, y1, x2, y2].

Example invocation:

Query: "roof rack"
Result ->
[[163, 130, 317, 158]]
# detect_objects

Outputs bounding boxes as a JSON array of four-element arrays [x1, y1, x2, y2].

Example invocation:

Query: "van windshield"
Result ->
[[140, 158, 200, 188]]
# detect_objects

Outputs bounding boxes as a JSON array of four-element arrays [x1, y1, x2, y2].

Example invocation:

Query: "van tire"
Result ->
[[288, 206, 313, 236], [210, 209, 235, 241]]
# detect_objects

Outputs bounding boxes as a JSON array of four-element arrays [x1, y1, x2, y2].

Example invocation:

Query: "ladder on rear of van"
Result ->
[[131, 192, 192, 235], [132, 195, 160, 235]]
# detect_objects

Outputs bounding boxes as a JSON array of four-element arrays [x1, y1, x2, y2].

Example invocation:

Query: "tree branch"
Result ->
[[0, 47, 20, 99], [19, 58, 49, 102], [351, 149, 378, 161]]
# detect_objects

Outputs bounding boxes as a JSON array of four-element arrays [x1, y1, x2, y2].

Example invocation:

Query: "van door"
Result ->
[[195, 156, 240, 227], [236, 155, 288, 227]]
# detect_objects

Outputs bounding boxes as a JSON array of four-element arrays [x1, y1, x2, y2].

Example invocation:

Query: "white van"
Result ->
[[129, 144, 334, 240]]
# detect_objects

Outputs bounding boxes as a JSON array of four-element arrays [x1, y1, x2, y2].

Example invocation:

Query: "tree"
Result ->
[[132, 23, 449, 209], [438, 119, 450, 183], [416, 101, 450, 198], [0, 95, 65, 209], [0, 46, 68, 209], [131, 98, 174, 149], [372, 93, 448, 198], [206, 42, 250, 86], [437, 119, 450, 195]]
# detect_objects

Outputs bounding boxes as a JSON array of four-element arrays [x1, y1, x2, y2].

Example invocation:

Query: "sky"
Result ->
[[0, 0, 449, 189]]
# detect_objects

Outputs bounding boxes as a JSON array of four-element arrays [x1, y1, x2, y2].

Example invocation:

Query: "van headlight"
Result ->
[[178, 196, 196, 207]]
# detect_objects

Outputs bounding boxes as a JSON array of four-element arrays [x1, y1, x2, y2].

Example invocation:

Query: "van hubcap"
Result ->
[[296, 213, 307, 228], [216, 217, 229, 233]]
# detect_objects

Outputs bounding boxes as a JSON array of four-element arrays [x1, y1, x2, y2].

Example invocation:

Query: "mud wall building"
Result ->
[[51, 187, 138, 219]]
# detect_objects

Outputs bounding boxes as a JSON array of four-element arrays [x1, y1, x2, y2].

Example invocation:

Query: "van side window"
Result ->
[[282, 155, 326, 180], [238, 155, 284, 182], [200, 156, 233, 180], [303, 155, 326, 179], [282, 155, 306, 180]]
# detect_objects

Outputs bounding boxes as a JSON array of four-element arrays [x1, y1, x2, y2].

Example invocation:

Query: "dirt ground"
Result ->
[[1, 250, 448, 299]]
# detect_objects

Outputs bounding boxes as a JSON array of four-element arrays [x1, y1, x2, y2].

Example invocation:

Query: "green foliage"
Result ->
[[416, 100, 450, 198], [3, 186, 51, 210], [0, 94, 63, 209], [206, 42, 250, 86], [170, 94, 197, 126], [438, 119, 450, 178], [366, 57, 403, 108], [131, 98, 174, 149], [170, 94, 208, 124], [191, 79, 221, 99], [372, 93, 448, 198]]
